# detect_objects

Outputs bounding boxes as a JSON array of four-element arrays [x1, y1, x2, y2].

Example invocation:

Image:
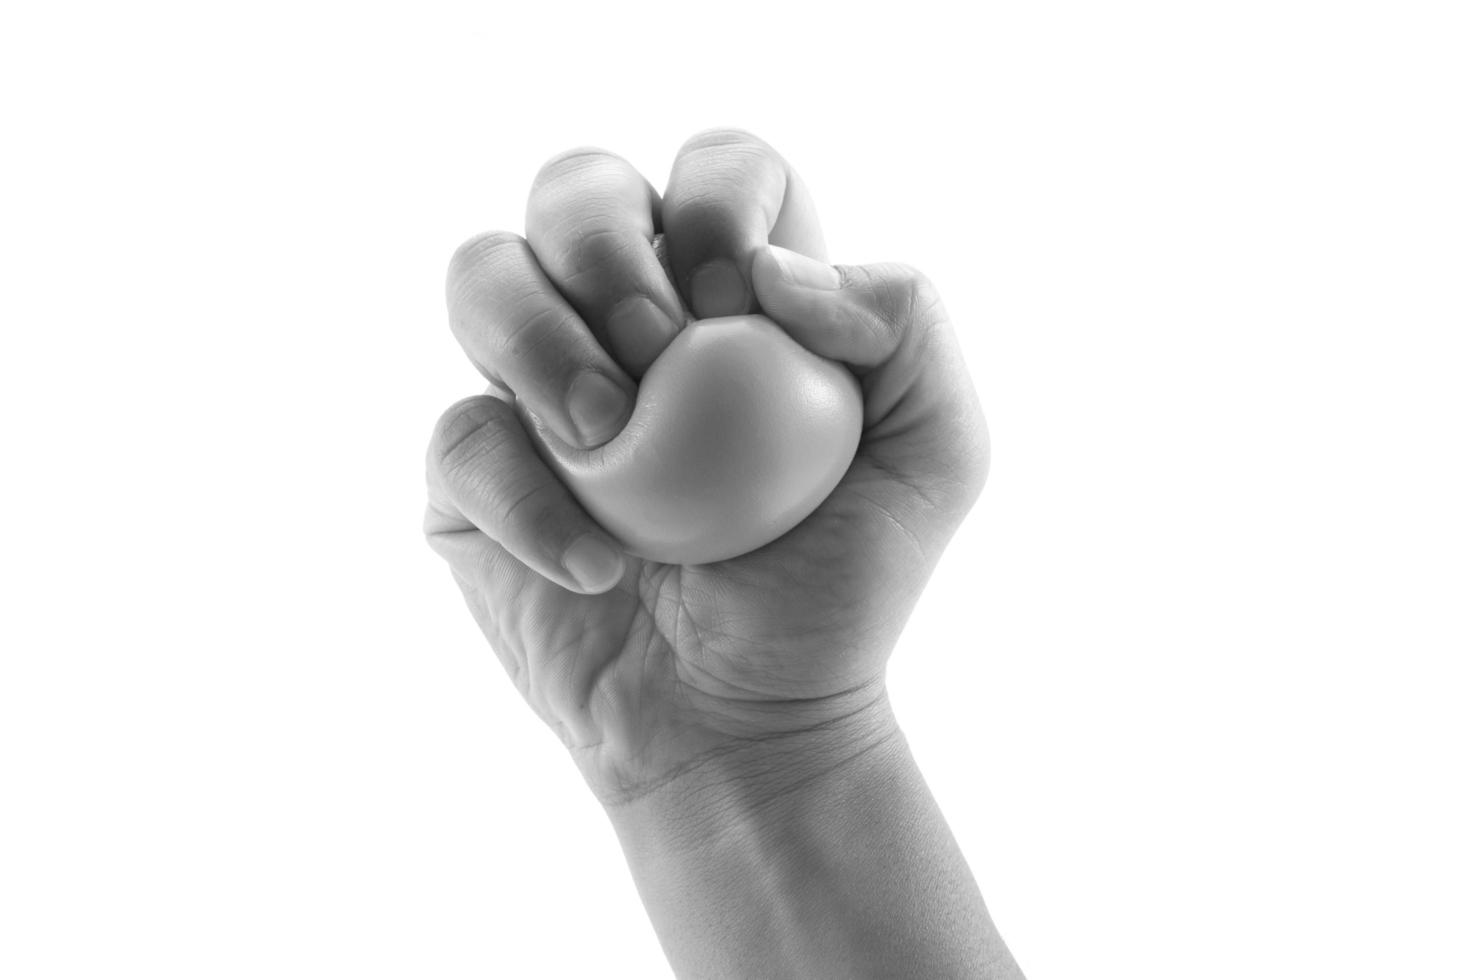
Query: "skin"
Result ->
[[425, 129, 1022, 978]]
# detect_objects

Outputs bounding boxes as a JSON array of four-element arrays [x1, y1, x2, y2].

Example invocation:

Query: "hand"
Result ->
[[424, 129, 989, 806]]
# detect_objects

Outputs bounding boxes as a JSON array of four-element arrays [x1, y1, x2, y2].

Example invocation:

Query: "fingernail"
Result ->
[[607, 296, 679, 373], [767, 244, 841, 290], [690, 258, 750, 318], [566, 371, 630, 447], [563, 534, 625, 593]]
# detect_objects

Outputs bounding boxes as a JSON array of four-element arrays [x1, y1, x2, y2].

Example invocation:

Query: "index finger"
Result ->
[[662, 128, 828, 319], [446, 232, 636, 450]]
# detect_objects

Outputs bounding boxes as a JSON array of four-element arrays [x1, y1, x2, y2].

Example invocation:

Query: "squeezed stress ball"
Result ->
[[521, 313, 863, 566]]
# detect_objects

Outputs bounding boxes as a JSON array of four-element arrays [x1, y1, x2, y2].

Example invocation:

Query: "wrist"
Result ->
[[605, 691, 908, 978], [602, 689, 1019, 979], [601, 682, 900, 846]]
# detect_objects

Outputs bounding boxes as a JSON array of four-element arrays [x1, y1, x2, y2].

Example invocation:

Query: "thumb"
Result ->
[[750, 244, 931, 369], [750, 243, 990, 513]]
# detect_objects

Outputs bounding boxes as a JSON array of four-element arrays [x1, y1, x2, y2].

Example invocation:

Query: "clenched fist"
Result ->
[[425, 130, 988, 807]]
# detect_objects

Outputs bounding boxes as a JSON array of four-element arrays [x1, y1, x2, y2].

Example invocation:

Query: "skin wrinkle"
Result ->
[[534, 162, 655, 212], [573, 586, 640, 718], [858, 355, 930, 434], [668, 135, 793, 258], [861, 398, 987, 517], [601, 605, 668, 760], [601, 703, 874, 813], [743, 721, 901, 822], [422, 500, 472, 537], [430, 401, 503, 477], [593, 737, 747, 811], [833, 276, 902, 363], [861, 450, 952, 521], [549, 558, 887, 805], [453, 551, 526, 697], [535, 187, 645, 229], [715, 602, 849, 651], [494, 304, 584, 365], [678, 595, 785, 680], [671, 589, 760, 696], [437, 414, 519, 494], [490, 480, 558, 550], [672, 590, 867, 685], [680, 128, 773, 154], [515, 594, 556, 732], [494, 274, 552, 311], [530, 146, 628, 189], [705, 600, 845, 662], [671, 642, 782, 704], [550, 226, 651, 293], [676, 195, 773, 235], [544, 205, 648, 241], [446, 230, 523, 290], [517, 400, 616, 469], [542, 628, 608, 750], [436, 417, 945, 786], [450, 274, 539, 344], [841, 483, 931, 565], [683, 166, 786, 219], [671, 623, 884, 723], [603, 693, 897, 821], [424, 527, 485, 568]]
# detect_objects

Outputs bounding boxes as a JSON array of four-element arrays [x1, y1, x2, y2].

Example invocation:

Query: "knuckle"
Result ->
[[497, 303, 580, 364], [662, 188, 729, 229], [872, 262, 939, 327], [468, 453, 570, 552], [679, 127, 770, 156], [531, 145, 623, 192], [447, 230, 525, 295], [675, 157, 778, 210], [858, 262, 945, 351], [444, 428, 535, 527], [558, 224, 642, 287], [496, 477, 565, 543], [671, 130, 782, 208], [430, 396, 511, 478]]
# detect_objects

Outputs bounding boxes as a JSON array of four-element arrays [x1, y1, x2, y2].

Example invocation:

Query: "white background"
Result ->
[[2, 1, 1466, 977]]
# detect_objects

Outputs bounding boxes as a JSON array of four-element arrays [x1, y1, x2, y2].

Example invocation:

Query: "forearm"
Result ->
[[605, 693, 1023, 980]]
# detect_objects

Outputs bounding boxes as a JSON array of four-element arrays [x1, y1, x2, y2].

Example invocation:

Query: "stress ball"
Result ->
[[522, 314, 862, 565]]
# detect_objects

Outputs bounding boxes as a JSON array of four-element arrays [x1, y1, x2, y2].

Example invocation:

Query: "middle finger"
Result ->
[[525, 148, 687, 377]]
